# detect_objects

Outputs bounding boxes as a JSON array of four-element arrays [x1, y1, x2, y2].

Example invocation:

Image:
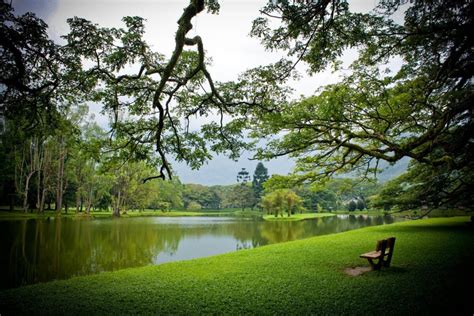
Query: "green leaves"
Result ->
[[261, 188, 303, 217], [205, 0, 220, 14], [1, 3, 66, 129]]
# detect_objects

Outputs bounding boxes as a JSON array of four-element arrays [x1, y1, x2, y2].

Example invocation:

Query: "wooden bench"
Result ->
[[360, 237, 396, 270]]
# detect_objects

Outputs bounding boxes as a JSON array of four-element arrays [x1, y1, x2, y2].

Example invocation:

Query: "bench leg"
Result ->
[[384, 252, 394, 267], [375, 258, 384, 270], [367, 258, 383, 270]]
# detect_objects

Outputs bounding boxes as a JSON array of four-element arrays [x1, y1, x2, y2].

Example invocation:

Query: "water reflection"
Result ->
[[0, 215, 399, 289]]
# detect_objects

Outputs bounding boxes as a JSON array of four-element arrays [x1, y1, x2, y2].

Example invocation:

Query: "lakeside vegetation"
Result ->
[[0, 209, 208, 220], [263, 213, 335, 221], [1, 217, 472, 314], [1, 206, 468, 222], [0, 207, 267, 220]]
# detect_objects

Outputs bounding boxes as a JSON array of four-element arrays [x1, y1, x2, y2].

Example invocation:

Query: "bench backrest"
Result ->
[[375, 239, 388, 254], [384, 237, 396, 267]]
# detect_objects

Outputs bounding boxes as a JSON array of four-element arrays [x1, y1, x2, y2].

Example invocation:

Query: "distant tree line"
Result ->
[[0, 114, 383, 216]]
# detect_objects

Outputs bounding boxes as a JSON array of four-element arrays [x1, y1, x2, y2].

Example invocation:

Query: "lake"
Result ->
[[0, 214, 398, 289]]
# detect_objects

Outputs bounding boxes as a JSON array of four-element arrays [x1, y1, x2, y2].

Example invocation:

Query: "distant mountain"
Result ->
[[340, 157, 410, 182], [174, 153, 409, 186], [173, 152, 294, 186], [376, 157, 410, 182]]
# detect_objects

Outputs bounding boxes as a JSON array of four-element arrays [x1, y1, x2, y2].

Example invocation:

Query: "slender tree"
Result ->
[[252, 162, 269, 201]]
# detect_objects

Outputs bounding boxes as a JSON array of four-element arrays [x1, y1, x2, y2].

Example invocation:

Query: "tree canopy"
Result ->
[[248, 0, 473, 210], [61, 0, 291, 181]]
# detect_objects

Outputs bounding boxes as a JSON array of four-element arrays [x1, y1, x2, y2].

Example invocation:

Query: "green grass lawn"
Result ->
[[263, 212, 335, 221], [333, 208, 471, 218], [1, 217, 473, 314]]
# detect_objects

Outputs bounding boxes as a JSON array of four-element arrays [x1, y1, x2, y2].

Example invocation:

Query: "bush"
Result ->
[[187, 201, 202, 210]]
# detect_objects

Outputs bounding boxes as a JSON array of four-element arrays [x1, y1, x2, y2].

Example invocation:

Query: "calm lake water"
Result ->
[[0, 214, 398, 289]]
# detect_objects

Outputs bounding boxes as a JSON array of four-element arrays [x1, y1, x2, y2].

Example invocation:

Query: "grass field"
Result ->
[[1, 217, 473, 314], [333, 208, 472, 218]]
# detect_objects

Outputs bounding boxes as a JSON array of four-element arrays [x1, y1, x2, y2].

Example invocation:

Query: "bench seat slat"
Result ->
[[360, 251, 382, 259]]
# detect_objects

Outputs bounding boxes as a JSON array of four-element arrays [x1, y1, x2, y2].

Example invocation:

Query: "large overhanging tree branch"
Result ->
[[249, 0, 473, 183], [65, 0, 291, 182], [150, 0, 208, 181], [251, 0, 407, 79], [253, 65, 473, 176]]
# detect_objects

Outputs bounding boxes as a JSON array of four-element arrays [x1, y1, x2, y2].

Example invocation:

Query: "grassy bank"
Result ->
[[1, 217, 473, 314], [0, 209, 262, 221], [263, 212, 335, 221], [0, 210, 205, 220], [333, 208, 472, 218]]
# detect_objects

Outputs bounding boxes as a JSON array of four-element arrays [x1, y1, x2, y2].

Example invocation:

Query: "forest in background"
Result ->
[[0, 110, 381, 215]]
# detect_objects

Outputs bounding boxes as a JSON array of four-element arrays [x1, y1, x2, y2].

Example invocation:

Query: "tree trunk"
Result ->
[[23, 171, 35, 213], [38, 172, 46, 213], [113, 189, 121, 217], [15, 138, 41, 213], [55, 137, 66, 214], [113, 207, 120, 217], [39, 188, 46, 213], [75, 193, 81, 213], [36, 168, 41, 212], [85, 187, 93, 215], [39, 142, 51, 214]]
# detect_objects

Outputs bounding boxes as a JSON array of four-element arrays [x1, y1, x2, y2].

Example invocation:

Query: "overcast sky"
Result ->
[[11, 0, 384, 185]]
